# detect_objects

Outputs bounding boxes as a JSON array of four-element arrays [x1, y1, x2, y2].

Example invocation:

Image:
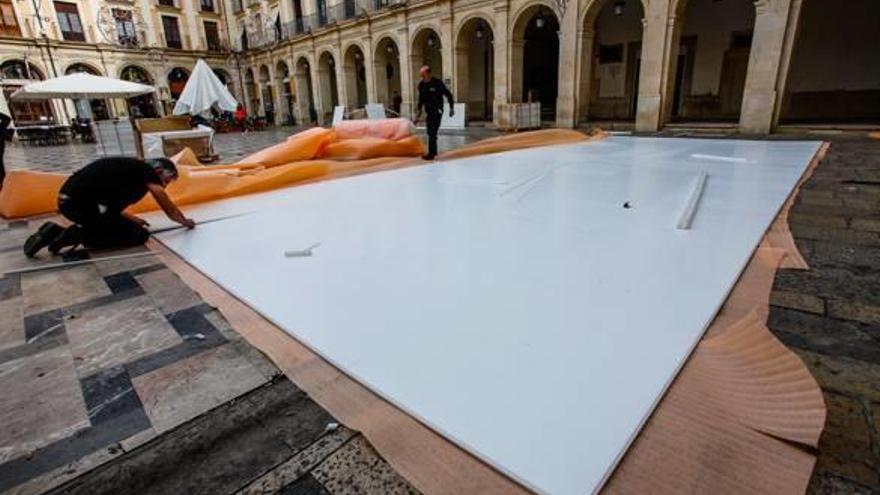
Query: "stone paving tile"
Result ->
[[46, 378, 323, 495], [65, 295, 182, 377], [812, 392, 880, 488], [237, 426, 357, 495], [135, 267, 204, 315], [203, 309, 279, 381], [0, 296, 24, 351], [6, 445, 122, 495], [311, 435, 420, 495], [768, 137, 880, 493], [20, 265, 112, 316], [131, 343, 268, 434], [0, 345, 89, 465]]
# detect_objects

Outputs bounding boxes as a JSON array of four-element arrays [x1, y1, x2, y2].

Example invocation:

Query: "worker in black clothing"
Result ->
[[0, 111, 11, 188], [414, 66, 454, 160], [24, 157, 195, 257]]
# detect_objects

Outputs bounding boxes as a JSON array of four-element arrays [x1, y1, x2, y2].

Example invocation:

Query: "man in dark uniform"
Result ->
[[0, 111, 11, 188], [24, 157, 195, 257], [414, 66, 454, 161]]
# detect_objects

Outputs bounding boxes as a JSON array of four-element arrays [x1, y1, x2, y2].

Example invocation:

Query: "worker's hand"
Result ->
[[181, 218, 196, 229], [449, 108, 455, 117], [124, 212, 150, 227]]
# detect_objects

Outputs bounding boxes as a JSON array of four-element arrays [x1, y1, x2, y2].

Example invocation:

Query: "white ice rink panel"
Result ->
[[149, 137, 822, 494]]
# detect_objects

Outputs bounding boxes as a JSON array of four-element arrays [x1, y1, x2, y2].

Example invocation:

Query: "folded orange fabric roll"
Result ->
[[321, 136, 425, 161]]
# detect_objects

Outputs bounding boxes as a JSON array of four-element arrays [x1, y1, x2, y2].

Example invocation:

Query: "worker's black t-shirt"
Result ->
[[417, 77, 453, 114], [60, 157, 161, 214]]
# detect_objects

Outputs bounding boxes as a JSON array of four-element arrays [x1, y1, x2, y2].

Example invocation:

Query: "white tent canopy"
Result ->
[[9, 72, 155, 100], [173, 59, 238, 116]]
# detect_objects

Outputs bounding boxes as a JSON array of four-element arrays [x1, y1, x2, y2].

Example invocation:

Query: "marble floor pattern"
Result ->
[[0, 220, 418, 495]]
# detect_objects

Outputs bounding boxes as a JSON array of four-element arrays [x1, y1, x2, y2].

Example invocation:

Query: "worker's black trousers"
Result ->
[[426, 110, 443, 157], [58, 197, 149, 250]]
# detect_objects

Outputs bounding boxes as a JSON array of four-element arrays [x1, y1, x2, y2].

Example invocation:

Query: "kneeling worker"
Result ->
[[25, 157, 195, 257]]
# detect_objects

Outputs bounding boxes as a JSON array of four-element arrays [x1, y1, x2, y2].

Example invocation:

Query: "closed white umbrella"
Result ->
[[173, 59, 238, 116], [9, 72, 155, 100]]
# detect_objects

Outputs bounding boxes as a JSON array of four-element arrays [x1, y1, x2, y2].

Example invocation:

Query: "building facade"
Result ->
[[0, 0, 236, 125], [0, 0, 878, 134]]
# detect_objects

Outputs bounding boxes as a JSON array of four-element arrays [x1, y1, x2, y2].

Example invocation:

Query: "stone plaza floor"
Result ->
[[0, 128, 878, 494], [3, 125, 497, 174]]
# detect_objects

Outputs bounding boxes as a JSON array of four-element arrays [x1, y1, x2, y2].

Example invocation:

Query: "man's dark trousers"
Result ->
[[58, 197, 149, 250], [426, 109, 442, 157]]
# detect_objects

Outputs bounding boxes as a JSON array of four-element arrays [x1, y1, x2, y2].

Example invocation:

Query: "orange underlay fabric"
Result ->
[[0, 127, 598, 219]]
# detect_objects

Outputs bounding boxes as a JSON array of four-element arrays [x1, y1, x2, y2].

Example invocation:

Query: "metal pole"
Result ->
[[28, 0, 70, 124]]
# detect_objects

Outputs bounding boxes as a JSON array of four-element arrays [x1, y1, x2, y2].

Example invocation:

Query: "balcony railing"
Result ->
[[238, 0, 406, 51]]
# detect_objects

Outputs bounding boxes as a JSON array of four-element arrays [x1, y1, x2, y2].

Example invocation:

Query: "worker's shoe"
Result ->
[[48, 225, 83, 255], [23, 221, 64, 258], [422, 154, 436, 161]]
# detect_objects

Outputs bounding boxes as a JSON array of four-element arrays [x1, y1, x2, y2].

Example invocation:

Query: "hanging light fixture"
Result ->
[[613, 0, 626, 16], [535, 14, 545, 29], [386, 43, 394, 54], [354, 51, 362, 60], [475, 23, 484, 39], [427, 34, 436, 47]]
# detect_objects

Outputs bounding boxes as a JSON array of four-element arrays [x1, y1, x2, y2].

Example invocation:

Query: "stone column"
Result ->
[[440, 10, 455, 93], [635, 2, 673, 133], [335, 51, 349, 113], [576, 27, 595, 123], [556, 3, 579, 128], [363, 35, 378, 103], [398, 27, 414, 118], [454, 45, 469, 99], [492, 1, 510, 127], [739, 0, 794, 134], [309, 52, 325, 124], [770, 0, 804, 128]]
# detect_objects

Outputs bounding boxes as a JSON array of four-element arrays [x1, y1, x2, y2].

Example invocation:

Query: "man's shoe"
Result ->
[[422, 154, 436, 161], [48, 225, 83, 255], [23, 222, 63, 258]]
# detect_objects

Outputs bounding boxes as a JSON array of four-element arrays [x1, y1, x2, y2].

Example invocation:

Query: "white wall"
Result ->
[[681, 0, 754, 96], [787, 0, 880, 92]]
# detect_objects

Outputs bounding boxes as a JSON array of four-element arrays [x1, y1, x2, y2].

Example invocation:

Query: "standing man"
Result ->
[[24, 157, 195, 257], [0, 111, 11, 188], [414, 66, 454, 161]]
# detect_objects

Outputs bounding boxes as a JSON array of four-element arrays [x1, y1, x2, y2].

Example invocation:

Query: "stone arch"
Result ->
[[64, 62, 103, 76], [0, 59, 46, 80], [510, 2, 561, 121], [65, 63, 110, 120], [293, 56, 316, 124], [0, 60, 52, 124], [577, 0, 648, 124], [274, 60, 293, 124], [167, 67, 190, 102], [258, 64, 275, 122], [662, 0, 756, 125], [410, 26, 444, 97], [455, 15, 495, 121], [317, 50, 340, 122], [119, 64, 159, 118], [373, 36, 402, 112], [244, 67, 259, 115], [342, 42, 368, 109]]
